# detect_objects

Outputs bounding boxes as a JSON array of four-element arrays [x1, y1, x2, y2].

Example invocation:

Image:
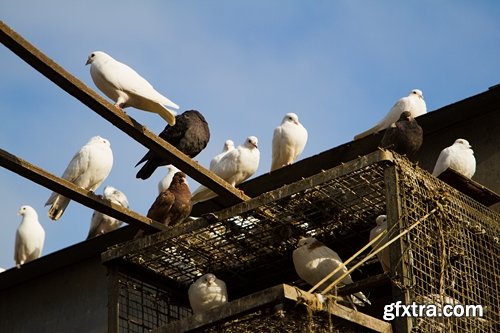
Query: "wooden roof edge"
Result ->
[[192, 86, 500, 215]]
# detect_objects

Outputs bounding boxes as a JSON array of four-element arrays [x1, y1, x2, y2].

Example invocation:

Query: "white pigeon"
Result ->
[[354, 89, 427, 140], [45, 136, 114, 221], [271, 113, 308, 171], [292, 237, 371, 306], [158, 165, 181, 194], [188, 273, 228, 314], [191, 136, 260, 204], [209, 139, 235, 171], [86, 51, 179, 125], [369, 215, 390, 273], [87, 185, 129, 239], [14, 205, 45, 268], [432, 138, 476, 178]]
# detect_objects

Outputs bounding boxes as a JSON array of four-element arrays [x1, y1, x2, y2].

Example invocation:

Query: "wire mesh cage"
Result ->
[[392, 157, 500, 333], [103, 150, 499, 333], [108, 266, 192, 333]]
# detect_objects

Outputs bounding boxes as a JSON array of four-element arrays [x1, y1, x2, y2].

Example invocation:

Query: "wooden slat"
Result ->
[[0, 20, 248, 206], [283, 285, 393, 333], [437, 168, 500, 206], [384, 165, 412, 333], [153, 284, 393, 333], [0, 148, 166, 230], [151, 284, 285, 333]]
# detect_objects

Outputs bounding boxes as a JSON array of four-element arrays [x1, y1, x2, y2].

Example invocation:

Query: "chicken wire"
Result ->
[[113, 269, 192, 333], [103, 151, 499, 333], [112, 153, 389, 289], [393, 158, 500, 333]]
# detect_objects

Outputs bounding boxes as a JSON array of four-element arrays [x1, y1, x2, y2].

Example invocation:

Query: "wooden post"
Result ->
[[107, 265, 120, 333], [384, 165, 412, 333]]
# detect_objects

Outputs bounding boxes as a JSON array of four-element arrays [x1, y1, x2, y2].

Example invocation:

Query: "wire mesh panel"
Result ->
[[393, 158, 500, 333], [114, 269, 192, 333], [110, 153, 390, 295], [103, 151, 500, 333]]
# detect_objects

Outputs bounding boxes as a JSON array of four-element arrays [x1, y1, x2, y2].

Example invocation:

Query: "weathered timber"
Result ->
[[0, 148, 166, 230], [0, 20, 248, 206], [153, 284, 393, 333]]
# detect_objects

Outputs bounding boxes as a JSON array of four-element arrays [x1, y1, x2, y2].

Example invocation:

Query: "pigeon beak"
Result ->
[[85, 57, 92, 66], [253, 142, 258, 149], [294, 120, 299, 125]]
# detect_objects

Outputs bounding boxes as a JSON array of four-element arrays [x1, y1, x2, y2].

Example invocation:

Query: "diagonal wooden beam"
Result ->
[[0, 20, 249, 206], [0, 148, 166, 230]]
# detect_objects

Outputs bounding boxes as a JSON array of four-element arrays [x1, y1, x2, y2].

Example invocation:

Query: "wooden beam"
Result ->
[[283, 285, 393, 333], [152, 284, 393, 333], [151, 284, 285, 333], [437, 168, 500, 207], [0, 20, 248, 205], [384, 165, 412, 333], [0, 148, 166, 230]]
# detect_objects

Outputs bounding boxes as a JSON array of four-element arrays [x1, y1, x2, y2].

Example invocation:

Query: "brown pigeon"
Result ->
[[147, 172, 192, 227], [380, 111, 423, 156], [135, 110, 210, 179]]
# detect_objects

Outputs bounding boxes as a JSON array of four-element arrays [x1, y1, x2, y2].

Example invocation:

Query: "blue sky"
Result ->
[[1, 1, 499, 270]]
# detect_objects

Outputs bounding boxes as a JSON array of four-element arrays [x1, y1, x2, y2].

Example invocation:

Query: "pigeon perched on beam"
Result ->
[[432, 138, 476, 178], [271, 113, 308, 171], [354, 89, 426, 140], [87, 185, 129, 239], [210, 140, 235, 171], [45, 136, 113, 221], [135, 110, 210, 180], [158, 165, 181, 194], [380, 111, 423, 156], [191, 136, 260, 204], [147, 172, 192, 227], [15, 205, 45, 267], [86, 51, 179, 125]]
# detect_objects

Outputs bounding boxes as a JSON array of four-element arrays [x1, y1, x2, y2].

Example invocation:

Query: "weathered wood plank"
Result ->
[[152, 284, 392, 333], [384, 165, 412, 333], [150, 284, 285, 333], [283, 285, 393, 333], [438, 168, 500, 206], [0, 148, 166, 230], [0, 20, 248, 205]]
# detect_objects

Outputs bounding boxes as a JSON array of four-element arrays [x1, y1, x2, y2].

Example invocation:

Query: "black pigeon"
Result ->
[[136, 110, 210, 179], [380, 111, 423, 156]]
